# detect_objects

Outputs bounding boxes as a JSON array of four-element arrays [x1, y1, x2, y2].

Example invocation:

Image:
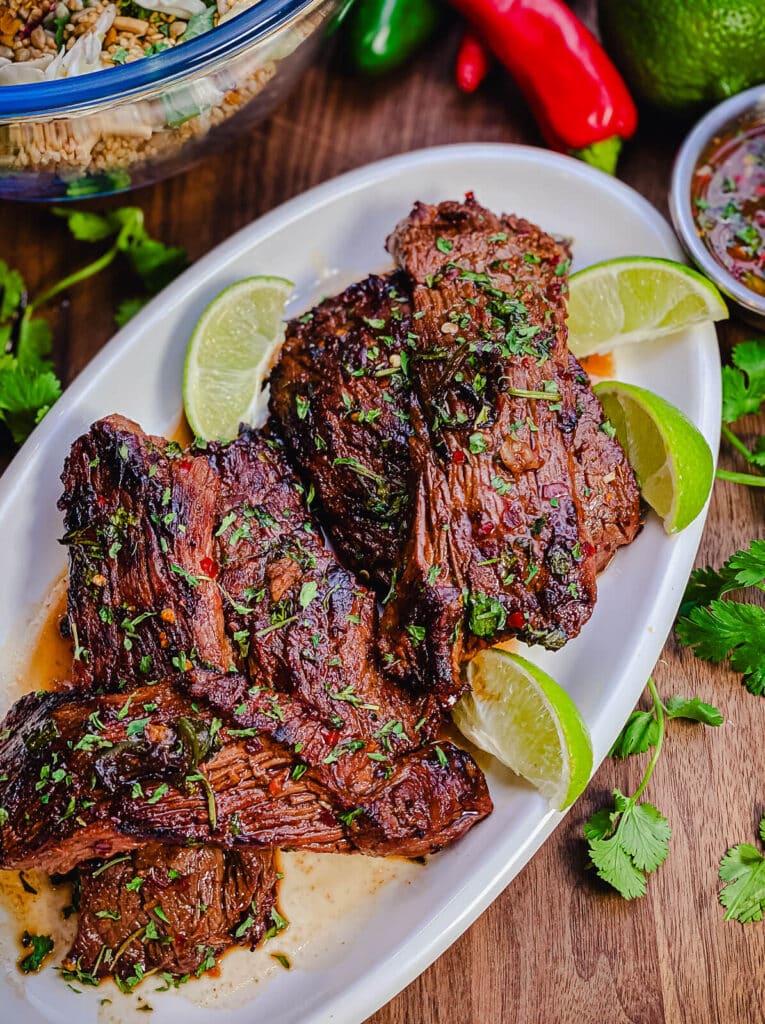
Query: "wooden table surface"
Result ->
[[2, 3, 764, 1021]]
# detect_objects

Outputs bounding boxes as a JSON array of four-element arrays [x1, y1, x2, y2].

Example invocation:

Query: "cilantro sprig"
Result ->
[[585, 678, 722, 899], [0, 208, 186, 445], [717, 338, 765, 488], [676, 541, 765, 695], [719, 816, 765, 923]]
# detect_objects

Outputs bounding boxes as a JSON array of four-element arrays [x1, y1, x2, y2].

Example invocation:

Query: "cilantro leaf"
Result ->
[[56, 204, 187, 295], [582, 807, 619, 841], [609, 709, 659, 758], [680, 540, 765, 614], [617, 800, 671, 873], [680, 564, 740, 615], [609, 688, 722, 759], [684, 540, 765, 610], [54, 209, 117, 243], [19, 932, 54, 973], [0, 259, 25, 325], [584, 678, 716, 900], [750, 436, 765, 468], [728, 540, 765, 589], [466, 591, 507, 638], [115, 297, 148, 328], [125, 237, 187, 294], [676, 599, 765, 696], [722, 339, 765, 423], [585, 790, 670, 899], [587, 831, 648, 900], [0, 205, 186, 448], [0, 364, 62, 444], [16, 316, 53, 371], [181, 6, 215, 40], [664, 695, 724, 726], [719, 819, 765, 923]]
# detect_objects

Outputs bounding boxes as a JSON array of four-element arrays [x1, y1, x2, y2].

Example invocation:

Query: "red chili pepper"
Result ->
[[456, 30, 491, 94], [451, 448, 466, 464], [449, 0, 637, 175], [508, 611, 525, 630], [200, 556, 219, 579]]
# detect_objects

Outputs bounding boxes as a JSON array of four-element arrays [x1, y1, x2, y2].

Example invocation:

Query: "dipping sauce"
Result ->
[[691, 113, 765, 297]]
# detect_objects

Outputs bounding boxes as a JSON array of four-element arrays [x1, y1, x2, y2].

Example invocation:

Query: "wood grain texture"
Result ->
[[1, 2, 764, 1021]]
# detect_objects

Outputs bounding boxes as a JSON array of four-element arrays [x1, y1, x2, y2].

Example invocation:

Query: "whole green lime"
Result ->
[[598, 0, 765, 113]]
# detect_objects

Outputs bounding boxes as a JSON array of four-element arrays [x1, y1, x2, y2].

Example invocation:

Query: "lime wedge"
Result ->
[[453, 649, 593, 811], [594, 380, 714, 534], [183, 276, 293, 441], [567, 256, 728, 357]]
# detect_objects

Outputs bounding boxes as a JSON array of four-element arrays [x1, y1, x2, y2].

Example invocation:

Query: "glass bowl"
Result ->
[[670, 83, 765, 327], [0, 0, 341, 201]]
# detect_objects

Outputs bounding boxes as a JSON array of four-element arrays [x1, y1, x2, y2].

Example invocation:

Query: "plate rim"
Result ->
[[0, 143, 721, 1024]]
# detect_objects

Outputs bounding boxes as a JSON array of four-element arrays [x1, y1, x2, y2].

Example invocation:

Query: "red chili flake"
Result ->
[[582, 542, 596, 559], [268, 777, 284, 797], [477, 519, 494, 538], [200, 556, 219, 579], [97, 495, 108, 508], [452, 449, 466, 464], [465, 190, 475, 201], [178, 458, 193, 471], [508, 611, 525, 630], [323, 728, 340, 748]]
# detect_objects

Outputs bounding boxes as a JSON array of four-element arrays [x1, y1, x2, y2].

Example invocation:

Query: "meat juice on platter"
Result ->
[[0, 197, 640, 1001], [692, 112, 765, 297]]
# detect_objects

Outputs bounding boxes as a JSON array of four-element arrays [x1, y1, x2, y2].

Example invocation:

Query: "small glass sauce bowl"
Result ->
[[670, 84, 765, 326]]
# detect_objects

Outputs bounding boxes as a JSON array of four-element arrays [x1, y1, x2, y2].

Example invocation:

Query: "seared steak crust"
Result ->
[[377, 199, 639, 703], [269, 209, 640, 710], [67, 845, 279, 988], [270, 273, 413, 588], [59, 414, 233, 689], [0, 671, 489, 871], [0, 417, 491, 876], [57, 420, 279, 987]]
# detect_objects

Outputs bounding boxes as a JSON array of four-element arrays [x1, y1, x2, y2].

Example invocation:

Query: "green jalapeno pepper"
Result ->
[[348, 0, 441, 75]]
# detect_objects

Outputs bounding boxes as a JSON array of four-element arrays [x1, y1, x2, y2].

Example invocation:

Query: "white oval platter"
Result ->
[[0, 144, 720, 1024]]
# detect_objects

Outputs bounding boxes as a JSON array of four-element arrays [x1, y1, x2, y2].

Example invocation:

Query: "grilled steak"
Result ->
[[58, 422, 279, 986], [272, 278, 638, 587], [566, 353, 641, 571], [0, 673, 487, 871], [270, 273, 414, 587], [1, 416, 490, 874], [270, 199, 641, 707], [59, 414, 233, 690], [67, 845, 279, 988]]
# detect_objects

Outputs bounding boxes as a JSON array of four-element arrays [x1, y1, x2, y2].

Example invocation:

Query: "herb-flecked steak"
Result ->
[[57, 421, 278, 988], [270, 273, 414, 588], [66, 845, 279, 990], [59, 414, 234, 689], [376, 198, 639, 704], [271, 275, 640, 592], [0, 418, 491, 874], [0, 671, 488, 869], [270, 200, 640, 708]]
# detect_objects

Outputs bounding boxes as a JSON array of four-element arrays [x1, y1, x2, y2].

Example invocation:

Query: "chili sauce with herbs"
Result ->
[[692, 114, 765, 297]]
